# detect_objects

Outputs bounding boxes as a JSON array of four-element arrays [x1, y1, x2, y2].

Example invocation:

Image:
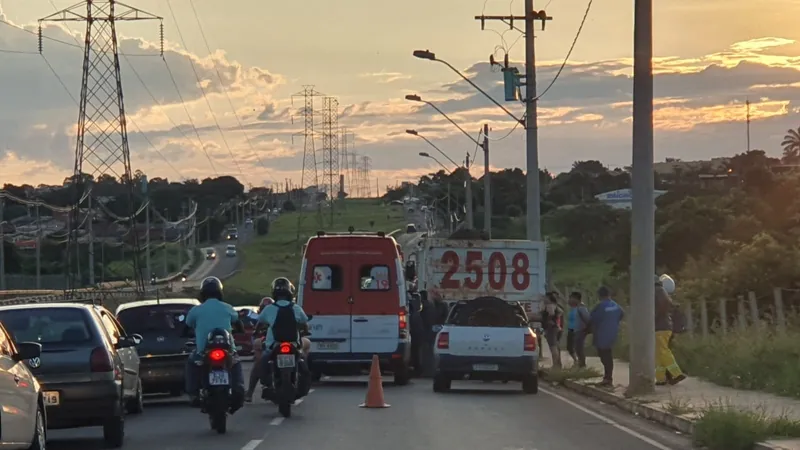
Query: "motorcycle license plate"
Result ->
[[276, 354, 296, 368], [209, 370, 230, 386]]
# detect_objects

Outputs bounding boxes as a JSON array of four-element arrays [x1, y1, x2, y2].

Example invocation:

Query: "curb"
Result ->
[[551, 375, 787, 449]]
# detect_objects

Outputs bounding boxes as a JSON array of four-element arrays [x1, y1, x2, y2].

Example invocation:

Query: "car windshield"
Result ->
[[117, 304, 194, 335], [227, 246, 235, 250], [206, 249, 214, 254], [0, 307, 92, 344]]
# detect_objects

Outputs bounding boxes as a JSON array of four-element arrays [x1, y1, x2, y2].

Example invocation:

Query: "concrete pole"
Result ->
[[465, 153, 474, 229], [0, 198, 5, 290], [145, 203, 151, 280], [627, 0, 656, 396], [35, 204, 41, 289], [525, 0, 542, 241], [483, 123, 491, 238]]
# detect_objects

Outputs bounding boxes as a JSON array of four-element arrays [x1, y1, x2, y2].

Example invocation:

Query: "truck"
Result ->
[[412, 237, 547, 315]]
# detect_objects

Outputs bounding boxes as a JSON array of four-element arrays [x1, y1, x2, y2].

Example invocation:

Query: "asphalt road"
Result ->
[[45, 365, 692, 450], [182, 224, 255, 286]]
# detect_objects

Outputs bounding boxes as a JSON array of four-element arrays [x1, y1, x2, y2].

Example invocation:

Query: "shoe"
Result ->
[[669, 374, 687, 385], [656, 381, 668, 386]]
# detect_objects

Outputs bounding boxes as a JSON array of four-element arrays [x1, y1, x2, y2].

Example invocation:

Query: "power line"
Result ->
[[535, 0, 593, 101], [185, 0, 276, 185], [165, 0, 248, 184]]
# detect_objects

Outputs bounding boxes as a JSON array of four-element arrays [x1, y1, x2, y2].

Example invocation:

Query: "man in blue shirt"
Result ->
[[184, 276, 245, 408], [588, 286, 624, 386]]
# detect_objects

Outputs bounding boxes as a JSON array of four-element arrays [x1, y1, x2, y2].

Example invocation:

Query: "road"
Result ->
[[179, 224, 255, 288], [45, 366, 691, 450]]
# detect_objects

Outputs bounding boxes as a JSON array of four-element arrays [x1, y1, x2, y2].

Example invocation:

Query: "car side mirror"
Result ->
[[14, 342, 42, 362], [131, 334, 143, 345]]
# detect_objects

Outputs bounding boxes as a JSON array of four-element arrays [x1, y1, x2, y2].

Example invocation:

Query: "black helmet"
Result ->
[[199, 276, 223, 302], [271, 277, 295, 301]]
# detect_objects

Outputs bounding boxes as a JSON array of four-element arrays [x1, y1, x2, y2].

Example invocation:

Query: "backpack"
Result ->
[[271, 303, 299, 343], [671, 306, 687, 334]]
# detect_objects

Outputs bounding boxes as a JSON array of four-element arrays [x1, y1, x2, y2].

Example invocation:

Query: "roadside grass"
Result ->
[[693, 403, 800, 450], [225, 199, 407, 305], [106, 243, 189, 279], [541, 366, 602, 384]]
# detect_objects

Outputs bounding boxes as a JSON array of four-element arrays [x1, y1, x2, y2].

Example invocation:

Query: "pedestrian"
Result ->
[[540, 292, 565, 369], [655, 279, 686, 386], [588, 286, 624, 386], [566, 292, 590, 368]]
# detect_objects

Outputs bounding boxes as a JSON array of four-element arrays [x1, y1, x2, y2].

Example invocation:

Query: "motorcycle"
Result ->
[[259, 318, 313, 418], [185, 327, 238, 434]]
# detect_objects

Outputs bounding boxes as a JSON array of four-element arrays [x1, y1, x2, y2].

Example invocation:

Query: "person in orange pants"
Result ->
[[655, 283, 685, 385]]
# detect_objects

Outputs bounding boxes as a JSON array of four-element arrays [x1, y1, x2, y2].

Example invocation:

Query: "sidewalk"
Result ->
[[540, 346, 800, 449]]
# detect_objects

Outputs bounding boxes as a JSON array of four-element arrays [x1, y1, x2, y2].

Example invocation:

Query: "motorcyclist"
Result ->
[[245, 297, 274, 402], [256, 278, 311, 398], [183, 276, 246, 410]]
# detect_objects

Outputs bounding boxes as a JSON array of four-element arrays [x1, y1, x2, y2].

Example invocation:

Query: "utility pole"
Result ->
[[746, 98, 751, 152], [0, 197, 5, 290], [447, 183, 452, 234], [145, 204, 151, 280], [628, 0, 656, 396], [163, 209, 168, 277], [482, 123, 491, 238], [35, 203, 41, 289], [88, 194, 95, 286], [179, 203, 186, 271], [206, 208, 212, 243], [474, 1, 550, 241], [465, 153, 474, 229]]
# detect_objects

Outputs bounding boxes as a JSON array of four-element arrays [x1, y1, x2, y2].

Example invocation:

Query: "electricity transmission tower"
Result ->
[[358, 156, 372, 198], [339, 128, 354, 199], [292, 86, 324, 237], [40, 0, 163, 295], [320, 97, 339, 225], [348, 152, 360, 197]]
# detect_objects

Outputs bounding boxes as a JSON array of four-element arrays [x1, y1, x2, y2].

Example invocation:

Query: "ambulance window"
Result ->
[[311, 265, 343, 291], [359, 265, 391, 291]]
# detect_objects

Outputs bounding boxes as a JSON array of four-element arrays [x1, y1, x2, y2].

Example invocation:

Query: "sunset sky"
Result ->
[[1, 0, 800, 191]]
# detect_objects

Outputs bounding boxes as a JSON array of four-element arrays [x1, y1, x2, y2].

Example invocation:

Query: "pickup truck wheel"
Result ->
[[433, 374, 451, 392], [522, 374, 539, 394]]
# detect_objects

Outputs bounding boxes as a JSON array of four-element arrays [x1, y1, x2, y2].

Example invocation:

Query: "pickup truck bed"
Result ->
[[432, 297, 539, 394]]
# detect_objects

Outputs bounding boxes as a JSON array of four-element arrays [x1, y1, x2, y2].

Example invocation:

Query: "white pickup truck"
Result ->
[[432, 296, 539, 394]]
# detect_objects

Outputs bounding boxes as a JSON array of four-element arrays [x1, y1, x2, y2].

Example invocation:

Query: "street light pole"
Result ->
[[483, 124, 491, 238], [465, 153, 473, 229], [628, 0, 656, 396], [524, 0, 542, 241]]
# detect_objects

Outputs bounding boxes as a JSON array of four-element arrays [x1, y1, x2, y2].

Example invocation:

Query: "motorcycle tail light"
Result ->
[[279, 343, 292, 354], [209, 349, 226, 362]]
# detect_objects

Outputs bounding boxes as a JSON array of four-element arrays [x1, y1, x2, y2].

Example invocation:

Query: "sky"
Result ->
[[1, 0, 800, 192]]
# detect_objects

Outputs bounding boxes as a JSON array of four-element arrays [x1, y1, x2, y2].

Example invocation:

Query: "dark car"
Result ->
[[206, 249, 217, 260], [0, 303, 143, 448], [226, 230, 238, 240], [115, 299, 200, 396], [233, 306, 259, 356]]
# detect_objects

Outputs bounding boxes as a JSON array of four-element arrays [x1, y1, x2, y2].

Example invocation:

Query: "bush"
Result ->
[[256, 217, 269, 235], [283, 200, 296, 212], [693, 404, 800, 450]]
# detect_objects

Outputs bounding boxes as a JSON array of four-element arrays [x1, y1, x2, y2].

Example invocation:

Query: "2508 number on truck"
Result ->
[[439, 250, 531, 291]]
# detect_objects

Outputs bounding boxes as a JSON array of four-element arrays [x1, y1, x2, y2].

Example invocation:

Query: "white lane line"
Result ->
[[240, 440, 262, 450], [540, 387, 674, 450], [270, 417, 284, 426]]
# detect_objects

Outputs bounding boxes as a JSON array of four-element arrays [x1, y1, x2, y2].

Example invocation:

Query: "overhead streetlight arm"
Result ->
[[421, 101, 483, 148], [419, 153, 452, 174], [414, 51, 524, 125], [419, 135, 461, 168]]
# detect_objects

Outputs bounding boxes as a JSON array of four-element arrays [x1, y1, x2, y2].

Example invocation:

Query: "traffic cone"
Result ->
[[359, 354, 390, 408]]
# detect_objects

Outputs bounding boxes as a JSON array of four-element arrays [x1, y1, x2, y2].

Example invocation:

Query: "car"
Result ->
[[432, 297, 539, 394], [0, 303, 143, 448], [406, 223, 417, 233], [226, 245, 237, 257], [0, 321, 45, 450], [115, 299, 200, 396], [245, 218, 254, 226], [205, 249, 216, 260], [233, 306, 259, 356], [299, 231, 411, 385], [226, 228, 238, 240]]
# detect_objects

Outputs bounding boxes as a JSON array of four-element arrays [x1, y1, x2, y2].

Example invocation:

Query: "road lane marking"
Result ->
[[540, 387, 674, 450], [270, 417, 284, 426], [241, 440, 262, 450]]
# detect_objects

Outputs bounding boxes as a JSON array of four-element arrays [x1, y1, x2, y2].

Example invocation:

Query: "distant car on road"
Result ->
[[245, 218, 253, 227], [115, 299, 200, 397], [0, 321, 44, 449], [206, 249, 217, 260], [406, 223, 417, 233], [0, 303, 144, 448], [226, 245, 237, 257], [226, 228, 238, 240]]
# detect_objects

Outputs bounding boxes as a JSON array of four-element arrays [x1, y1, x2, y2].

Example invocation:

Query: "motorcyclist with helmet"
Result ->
[[244, 297, 274, 402], [255, 277, 311, 399], [183, 276, 246, 410]]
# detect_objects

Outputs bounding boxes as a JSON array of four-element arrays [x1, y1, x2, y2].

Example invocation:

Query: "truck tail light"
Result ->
[[524, 332, 537, 352], [436, 332, 449, 349]]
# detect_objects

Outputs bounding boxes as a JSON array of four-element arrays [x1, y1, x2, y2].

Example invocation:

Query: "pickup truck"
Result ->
[[432, 296, 538, 394]]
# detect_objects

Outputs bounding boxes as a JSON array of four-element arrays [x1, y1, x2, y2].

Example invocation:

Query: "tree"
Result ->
[[256, 217, 270, 235], [781, 127, 800, 163], [283, 200, 296, 212]]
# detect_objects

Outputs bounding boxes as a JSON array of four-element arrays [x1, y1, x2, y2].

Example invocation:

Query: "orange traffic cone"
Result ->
[[359, 354, 390, 408]]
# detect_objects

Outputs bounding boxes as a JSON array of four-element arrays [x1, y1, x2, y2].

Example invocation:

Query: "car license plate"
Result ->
[[43, 391, 60, 406], [277, 354, 296, 368], [316, 342, 339, 351], [208, 370, 230, 386], [473, 364, 499, 371]]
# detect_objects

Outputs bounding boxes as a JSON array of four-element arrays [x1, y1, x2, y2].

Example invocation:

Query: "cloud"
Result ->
[[2, 10, 800, 195]]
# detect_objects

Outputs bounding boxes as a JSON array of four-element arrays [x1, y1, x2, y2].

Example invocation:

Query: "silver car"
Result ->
[[0, 321, 45, 449], [0, 303, 143, 448], [226, 245, 237, 257]]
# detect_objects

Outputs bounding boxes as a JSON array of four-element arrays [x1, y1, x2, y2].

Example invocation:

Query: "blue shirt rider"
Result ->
[[183, 276, 246, 410]]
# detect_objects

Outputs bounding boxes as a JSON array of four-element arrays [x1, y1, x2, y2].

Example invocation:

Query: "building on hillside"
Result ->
[[595, 188, 668, 210], [654, 157, 730, 176]]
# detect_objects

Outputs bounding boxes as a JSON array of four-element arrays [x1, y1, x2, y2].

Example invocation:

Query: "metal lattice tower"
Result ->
[[359, 155, 372, 198], [40, 0, 163, 295], [320, 97, 339, 225], [291, 86, 324, 237], [349, 152, 360, 197], [339, 128, 355, 198]]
